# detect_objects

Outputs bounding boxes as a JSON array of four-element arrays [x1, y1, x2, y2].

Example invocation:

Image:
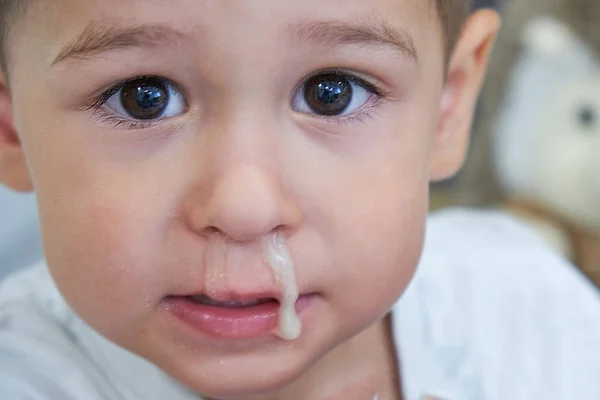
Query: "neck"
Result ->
[[216, 315, 401, 400]]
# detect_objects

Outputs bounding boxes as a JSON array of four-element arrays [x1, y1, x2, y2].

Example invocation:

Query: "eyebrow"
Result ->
[[51, 18, 418, 67], [293, 19, 419, 63], [51, 23, 188, 66]]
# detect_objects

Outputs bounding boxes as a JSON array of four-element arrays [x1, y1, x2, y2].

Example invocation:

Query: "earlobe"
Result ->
[[430, 9, 500, 181], [0, 69, 33, 192]]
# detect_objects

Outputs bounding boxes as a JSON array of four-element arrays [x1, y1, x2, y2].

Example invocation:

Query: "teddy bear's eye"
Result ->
[[577, 105, 597, 130]]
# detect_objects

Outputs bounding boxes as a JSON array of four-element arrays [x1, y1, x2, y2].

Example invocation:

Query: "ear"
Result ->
[[0, 68, 32, 192], [430, 9, 500, 181]]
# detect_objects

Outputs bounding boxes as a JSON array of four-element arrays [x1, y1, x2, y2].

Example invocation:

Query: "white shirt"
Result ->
[[1, 209, 600, 400]]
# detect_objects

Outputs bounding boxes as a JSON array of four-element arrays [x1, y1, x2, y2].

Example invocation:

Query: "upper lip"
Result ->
[[172, 279, 313, 303]]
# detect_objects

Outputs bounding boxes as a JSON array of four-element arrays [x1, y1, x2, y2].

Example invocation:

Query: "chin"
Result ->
[[162, 348, 319, 399]]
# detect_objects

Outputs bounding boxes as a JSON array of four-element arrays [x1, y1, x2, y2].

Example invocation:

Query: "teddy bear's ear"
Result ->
[[521, 16, 580, 56]]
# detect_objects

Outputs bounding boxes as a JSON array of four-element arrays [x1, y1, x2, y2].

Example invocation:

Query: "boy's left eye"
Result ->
[[291, 72, 379, 117], [103, 76, 186, 121]]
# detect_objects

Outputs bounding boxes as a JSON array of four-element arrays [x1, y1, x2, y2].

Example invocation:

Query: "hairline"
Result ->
[[0, 0, 29, 72]]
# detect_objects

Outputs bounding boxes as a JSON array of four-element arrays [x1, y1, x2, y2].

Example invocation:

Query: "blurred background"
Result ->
[[0, 187, 43, 279], [432, 0, 600, 286]]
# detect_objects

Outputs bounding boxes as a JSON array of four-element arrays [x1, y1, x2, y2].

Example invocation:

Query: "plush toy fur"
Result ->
[[452, 0, 600, 286], [459, 0, 600, 204]]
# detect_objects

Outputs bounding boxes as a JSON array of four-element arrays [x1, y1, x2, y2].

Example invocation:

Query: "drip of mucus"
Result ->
[[263, 232, 301, 340], [207, 232, 301, 341]]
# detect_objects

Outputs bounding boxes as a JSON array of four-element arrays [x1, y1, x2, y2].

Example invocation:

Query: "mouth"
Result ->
[[186, 294, 280, 309], [166, 293, 314, 340]]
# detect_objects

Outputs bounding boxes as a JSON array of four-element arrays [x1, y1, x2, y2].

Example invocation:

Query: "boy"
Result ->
[[0, 0, 599, 399]]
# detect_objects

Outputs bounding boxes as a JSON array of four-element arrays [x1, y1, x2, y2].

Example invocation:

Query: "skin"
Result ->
[[0, 1, 499, 399]]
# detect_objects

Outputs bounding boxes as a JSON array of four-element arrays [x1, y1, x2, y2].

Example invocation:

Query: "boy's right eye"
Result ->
[[91, 76, 187, 128]]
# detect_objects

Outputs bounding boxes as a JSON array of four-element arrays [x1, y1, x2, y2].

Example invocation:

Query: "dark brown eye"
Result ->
[[292, 72, 376, 118], [102, 76, 186, 124], [303, 74, 353, 116], [120, 77, 170, 120]]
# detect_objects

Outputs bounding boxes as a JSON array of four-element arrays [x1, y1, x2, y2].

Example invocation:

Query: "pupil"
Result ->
[[578, 106, 597, 129], [121, 78, 169, 120], [305, 74, 353, 116]]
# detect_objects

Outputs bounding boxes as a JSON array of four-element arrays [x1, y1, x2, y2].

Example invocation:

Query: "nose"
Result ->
[[186, 164, 301, 242]]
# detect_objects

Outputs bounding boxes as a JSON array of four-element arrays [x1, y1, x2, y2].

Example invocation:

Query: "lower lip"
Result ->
[[166, 295, 314, 340]]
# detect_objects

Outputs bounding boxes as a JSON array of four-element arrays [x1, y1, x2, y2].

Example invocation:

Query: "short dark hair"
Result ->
[[0, 0, 27, 69], [0, 0, 470, 71], [436, 0, 471, 57]]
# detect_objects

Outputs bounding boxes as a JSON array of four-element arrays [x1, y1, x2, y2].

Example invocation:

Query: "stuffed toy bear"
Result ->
[[454, 0, 600, 286]]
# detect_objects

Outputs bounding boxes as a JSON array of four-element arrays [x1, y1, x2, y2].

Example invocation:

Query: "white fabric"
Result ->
[[1, 209, 599, 400]]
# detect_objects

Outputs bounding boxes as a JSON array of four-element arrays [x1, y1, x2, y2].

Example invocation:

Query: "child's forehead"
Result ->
[[23, 0, 434, 41], [36, 0, 432, 17], [15, 0, 436, 71]]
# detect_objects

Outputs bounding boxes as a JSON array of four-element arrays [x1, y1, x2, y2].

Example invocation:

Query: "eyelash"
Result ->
[[92, 113, 163, 130], [85, 70, 390, 130]]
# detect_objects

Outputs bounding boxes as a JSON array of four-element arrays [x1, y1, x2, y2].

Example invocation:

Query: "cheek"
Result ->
[[23, 128, 179, 336], [321, 122, 433, 326], [40, 181, 165, 333], [332, 168, 428, 318]]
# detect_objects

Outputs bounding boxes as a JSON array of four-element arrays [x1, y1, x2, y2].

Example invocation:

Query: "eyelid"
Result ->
[[84, 76, 179, 110], [293, 68, 386, 101]]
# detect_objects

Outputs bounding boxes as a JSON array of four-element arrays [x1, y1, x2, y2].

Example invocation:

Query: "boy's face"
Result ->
[[0, 0, 497, 397]]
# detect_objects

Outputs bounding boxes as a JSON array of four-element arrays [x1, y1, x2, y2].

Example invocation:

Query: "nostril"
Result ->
[[273, 224, 287, 234], [205, 226, 220, 234], [202, 226, 224, 238]]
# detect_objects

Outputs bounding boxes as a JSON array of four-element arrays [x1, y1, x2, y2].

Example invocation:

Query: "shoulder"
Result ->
[[423, 206, 549, 254], [394, 208, 600, 400], [0, 263, 121, 399], [0, 261, 76, 339], [0, 263, 201, 400], [416, 207, 597, 296]]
